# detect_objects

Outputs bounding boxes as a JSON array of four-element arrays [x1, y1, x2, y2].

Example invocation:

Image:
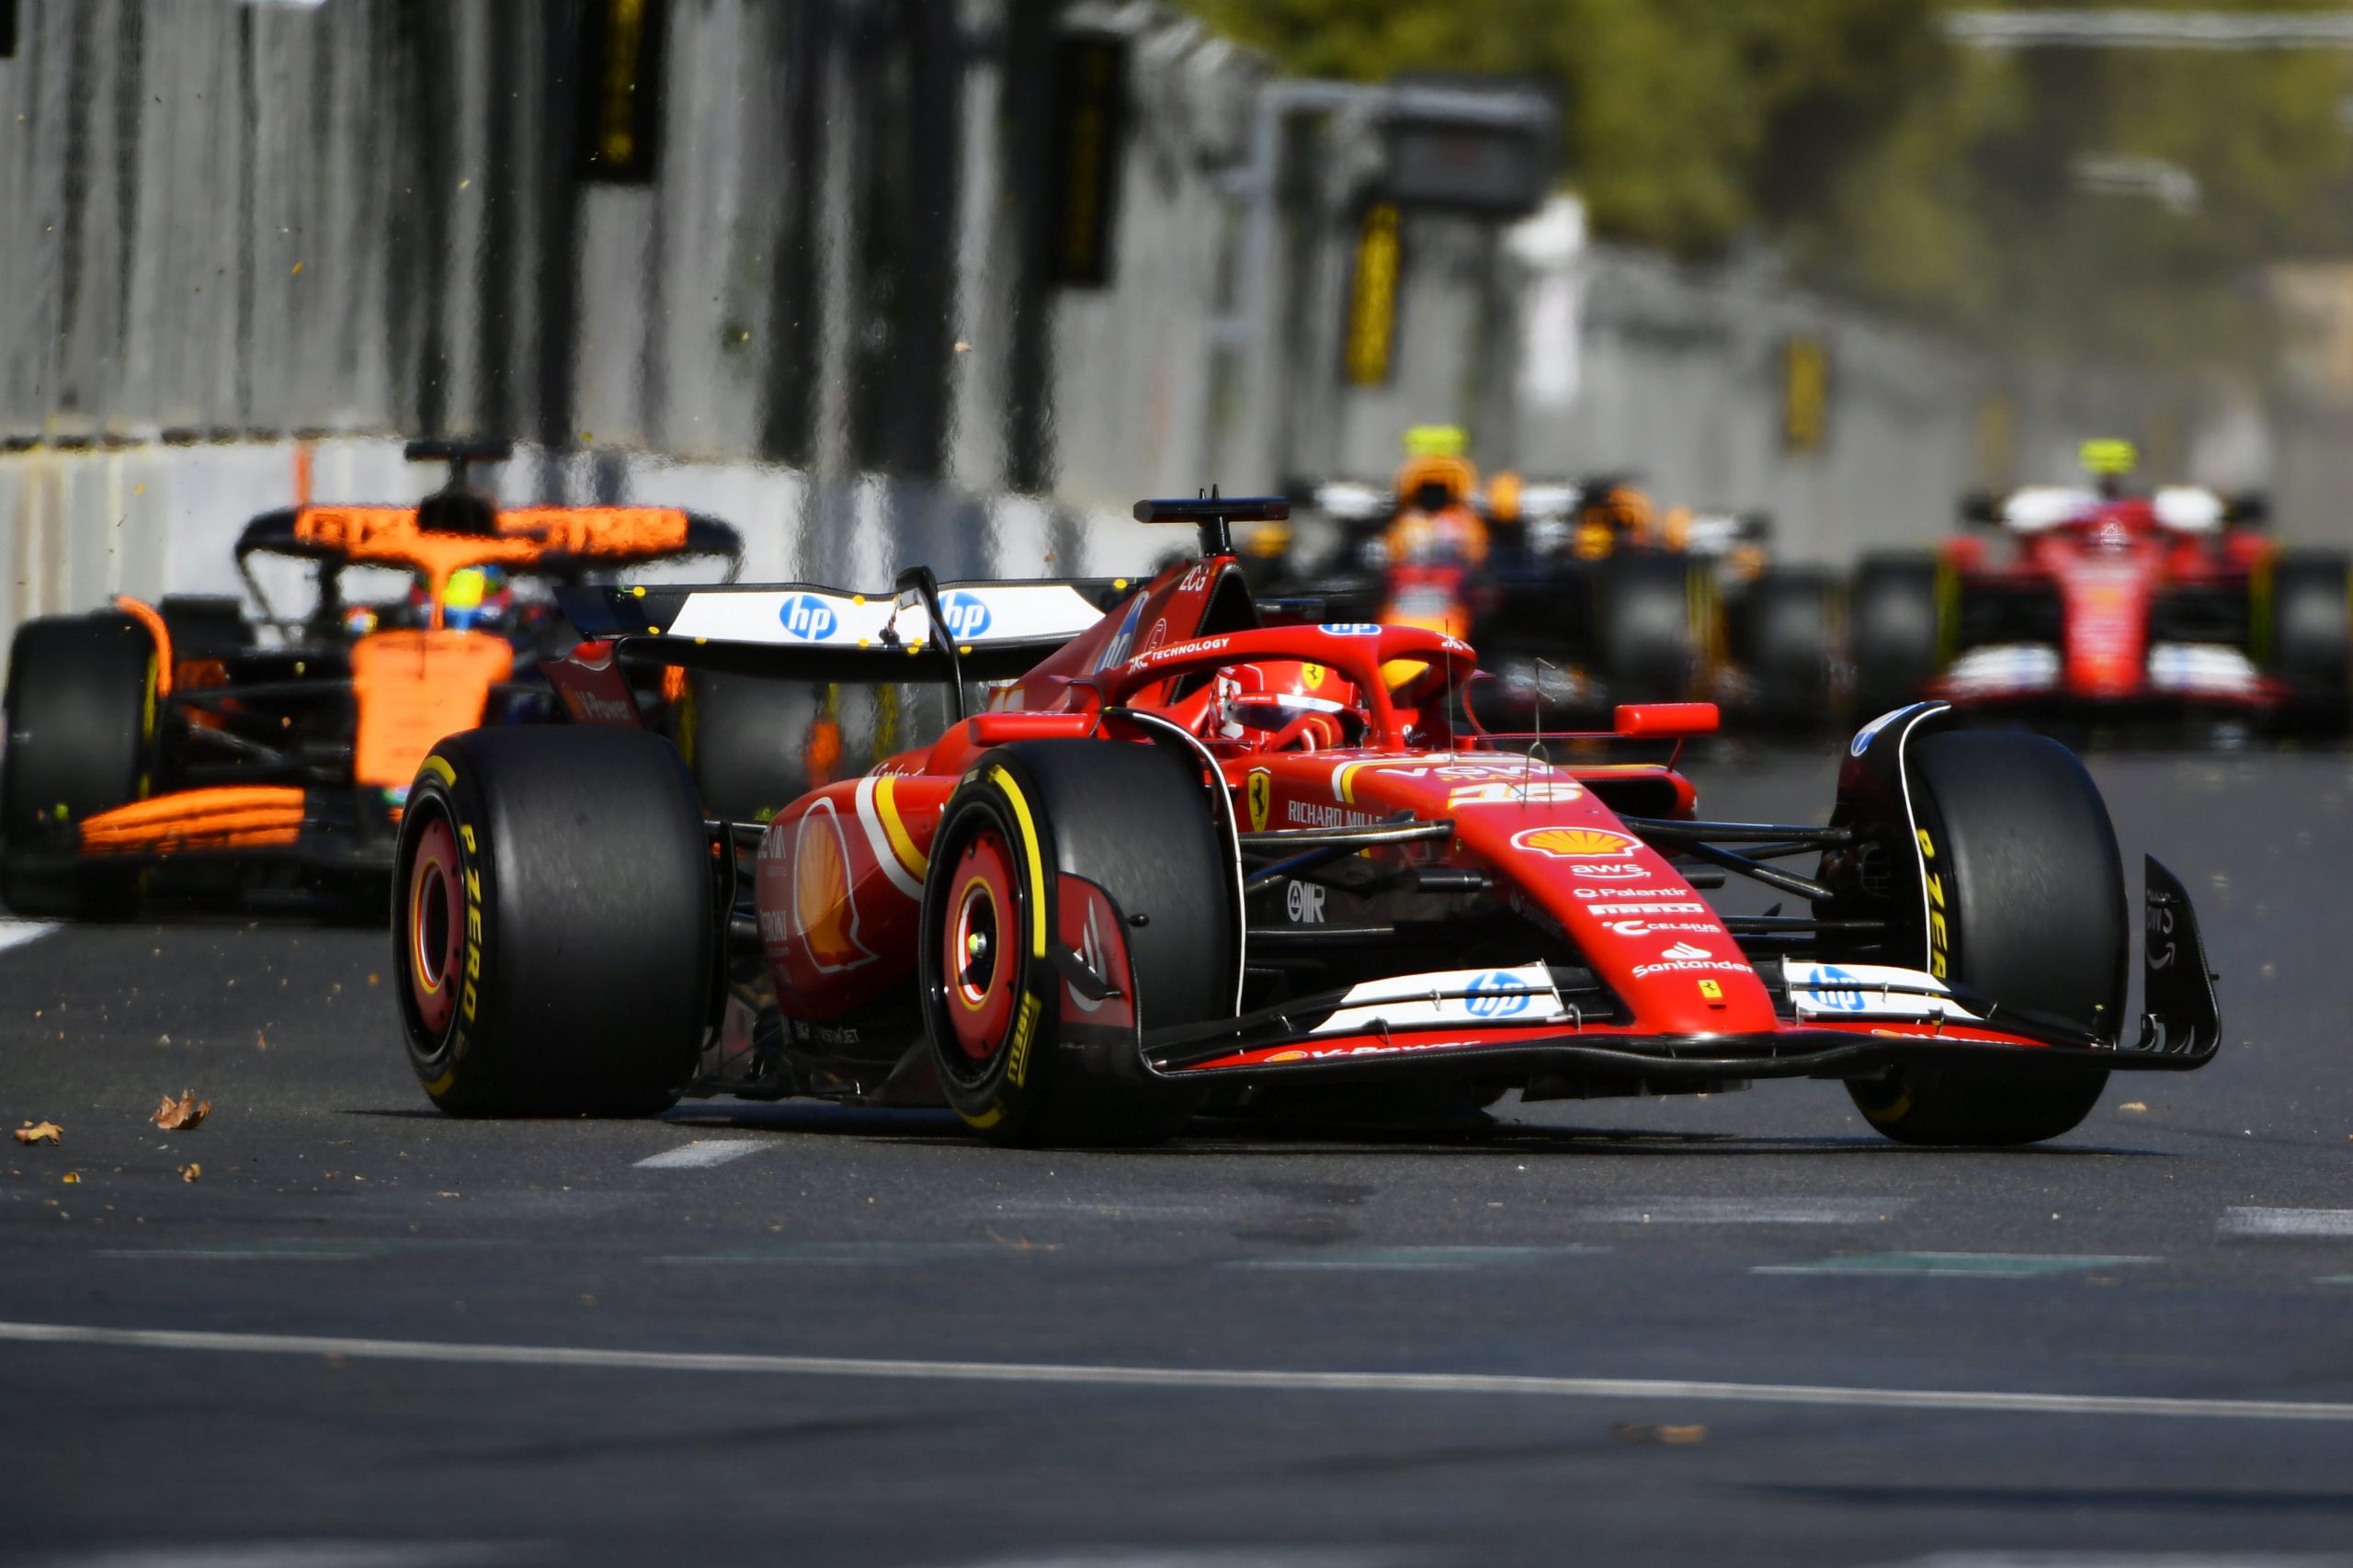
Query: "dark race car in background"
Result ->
[[389, 494, 2219, 1150], [1850, 461, 2351, 738], [1273, 463, 1842, 733], [0, 440, 744, 916]]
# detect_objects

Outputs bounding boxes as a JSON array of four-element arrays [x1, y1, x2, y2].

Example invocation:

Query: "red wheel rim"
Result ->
[[943, 824, 1021, 1062], [408, 814, 464, 1035]]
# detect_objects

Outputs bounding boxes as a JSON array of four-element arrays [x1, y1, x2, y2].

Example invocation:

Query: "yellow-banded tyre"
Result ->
[[1850, 554, 1944, 722], [392, 726, 717, 1118], [1594, 552, 1703, 702], [1847, 731, 2125, 1146], [0, 613, 158, 918], [2265, 552, 2351, 734], [920, 740, 1235, 1146]]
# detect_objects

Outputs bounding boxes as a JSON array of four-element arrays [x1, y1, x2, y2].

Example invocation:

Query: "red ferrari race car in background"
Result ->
[[1850, 440, 2351, 735], [389, 494, 2220, 1148]]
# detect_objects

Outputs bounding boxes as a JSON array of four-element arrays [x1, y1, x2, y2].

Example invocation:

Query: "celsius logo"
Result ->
[[1464, 971, 1536, 1018], [778, 593, 839, 642], [938, 590, 992, 641]]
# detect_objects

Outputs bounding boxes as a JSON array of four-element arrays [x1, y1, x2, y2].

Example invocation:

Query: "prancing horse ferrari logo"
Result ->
[[1245, 769, 1272, 832]]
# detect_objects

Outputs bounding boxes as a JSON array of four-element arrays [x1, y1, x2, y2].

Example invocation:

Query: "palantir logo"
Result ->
[[1464, 970, 1535, 1018], [778, 593, 839, 642], [938, 590, 992, 641]]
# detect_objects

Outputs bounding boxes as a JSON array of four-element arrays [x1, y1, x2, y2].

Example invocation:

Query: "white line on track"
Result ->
[[0, 917, 56, 954], [632, 1141, 767, 1170], [1227, 1245, 1605, 1270], [6, 1320, 2353, 1423], [1579, 1198, 1904, 1224], [2221, 1207, 2353, 1237]]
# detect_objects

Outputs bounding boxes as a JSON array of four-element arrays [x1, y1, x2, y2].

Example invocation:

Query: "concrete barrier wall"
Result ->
[[1, 0, 2338, 671]]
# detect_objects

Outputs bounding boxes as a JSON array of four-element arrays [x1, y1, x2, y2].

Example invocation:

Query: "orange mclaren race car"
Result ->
[[0, 441, 742, 916]]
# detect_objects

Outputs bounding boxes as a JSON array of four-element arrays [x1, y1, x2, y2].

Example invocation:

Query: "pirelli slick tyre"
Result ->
[[393, 726, 715, 1117], [1849, 554, 1944, 723], [0, 612, 158, 918], [673, 670, 824, 824], [1596, 553, 1704, 701], [1741, 569, 1839, 731], [2263, 552, 2351, 733], [920, 739, 1235, 1146], [1847, 731, 2125, 1146]]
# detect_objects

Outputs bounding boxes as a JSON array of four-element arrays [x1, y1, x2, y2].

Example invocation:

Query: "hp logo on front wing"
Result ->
[[1464, 971, 1536, 1018]]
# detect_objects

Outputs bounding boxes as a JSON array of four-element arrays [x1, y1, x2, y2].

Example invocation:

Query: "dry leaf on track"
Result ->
[[1611, 1423, 1707, 1446], [61, 1171, 81, 1184], [180, 1164, 201, 1183], [13, 1122, 62, 1145], [151, 1091, 212, 1131]]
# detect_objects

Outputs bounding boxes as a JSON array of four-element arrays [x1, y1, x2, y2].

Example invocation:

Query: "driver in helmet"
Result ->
[[404, 564, 516, 632], [1196, 659, 1367, 753], [1381, 425, 1490, 574]]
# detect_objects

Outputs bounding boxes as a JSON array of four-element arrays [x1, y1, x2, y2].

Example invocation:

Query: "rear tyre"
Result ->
[[2265, 552, 2351, 734], [1846, 731, 2124, 1146], [1595, 553, 1702, 701], [392, 726, 715, 1117], [920, 740, 1235, 1146], [1849, 554, 1943, 722], [1, 613, 157, 917], [1740, 569, 1838, 732], [673, 670, 825, 824]]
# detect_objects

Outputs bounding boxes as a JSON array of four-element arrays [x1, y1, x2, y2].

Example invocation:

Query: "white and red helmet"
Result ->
[[1204, 660, 1366, 751]]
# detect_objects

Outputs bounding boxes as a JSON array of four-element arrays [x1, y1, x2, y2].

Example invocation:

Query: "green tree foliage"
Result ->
[[1181, 0, 2353, 364]]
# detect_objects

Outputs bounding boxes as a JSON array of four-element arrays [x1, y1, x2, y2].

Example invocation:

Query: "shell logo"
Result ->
[[1512, 825, 1642, 859]]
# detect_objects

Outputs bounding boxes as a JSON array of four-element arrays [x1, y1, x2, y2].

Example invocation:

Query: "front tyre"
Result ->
[[392, 726, 716, 1117], [1739, 569, 1839, 731], [1595, 553, 1705, 701], [920, 740, 1236, 1146], [1849, 554, 1943, 722], [2264, 552, 2351, 734], [1846, 731, 2125, 1146], [0, 612, 158, 918]]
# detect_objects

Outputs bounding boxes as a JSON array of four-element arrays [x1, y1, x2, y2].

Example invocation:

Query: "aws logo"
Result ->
[[791, 800, 874, 972], [778, 593, 840, 642], [1512, 826, 1641, 859], [938, 590, 991, 641]]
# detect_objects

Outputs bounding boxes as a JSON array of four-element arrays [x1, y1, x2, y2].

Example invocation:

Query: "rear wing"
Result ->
[[556, 572, 1135, 686], [234, 506, 745, 574]]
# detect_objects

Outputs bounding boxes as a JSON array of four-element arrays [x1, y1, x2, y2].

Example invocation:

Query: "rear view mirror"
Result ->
[[2225, 492, 2269, 528], [1739, 510, 1773, 544], [1959, 490, 2000, 525]]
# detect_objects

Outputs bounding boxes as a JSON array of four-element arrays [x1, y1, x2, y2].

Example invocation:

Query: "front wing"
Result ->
[[1144, 857, 2219, 1087]]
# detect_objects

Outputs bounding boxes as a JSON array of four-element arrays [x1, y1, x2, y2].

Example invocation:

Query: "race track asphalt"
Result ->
[[4, 745, 2352, 1567]]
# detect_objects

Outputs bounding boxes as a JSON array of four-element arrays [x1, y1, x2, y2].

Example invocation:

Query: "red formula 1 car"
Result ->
[[389, 495, 2219, 1147], [1850, 449, 2351, 734]]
